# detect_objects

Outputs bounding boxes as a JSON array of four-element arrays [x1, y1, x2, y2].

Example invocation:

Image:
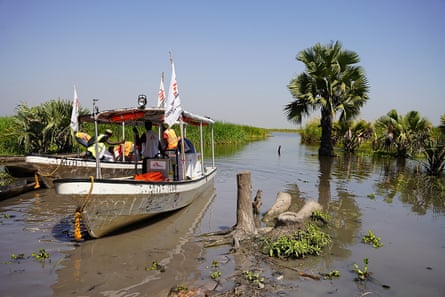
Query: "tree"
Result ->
[[373, 109, 431, 158], [285, 41, 370, 156], [421, 135, 445, 176], [440, 114, 445, 134], [10, 99, 89, 153], [333, 119, 373, 153], [420, 114, 445, 176]]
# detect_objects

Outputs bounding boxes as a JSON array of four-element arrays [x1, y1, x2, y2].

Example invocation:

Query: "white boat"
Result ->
[[53, 104, 217, 239], [54, 168, 216, 238], [23, 154, 141, 188]]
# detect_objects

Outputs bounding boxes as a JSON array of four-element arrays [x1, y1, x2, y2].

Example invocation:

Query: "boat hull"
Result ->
[[25, 155, 142, 188], [54, 167, 216, 238]]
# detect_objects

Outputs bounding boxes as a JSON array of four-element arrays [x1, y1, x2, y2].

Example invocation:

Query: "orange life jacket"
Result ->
[[164, 129, 178, 150]]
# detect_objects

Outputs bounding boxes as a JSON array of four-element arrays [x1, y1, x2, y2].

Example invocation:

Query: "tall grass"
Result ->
[[0, 116, 23, 155], [0, 117, 270, 155], [181, 121, 269, 145], [300, 118, 321, 145]]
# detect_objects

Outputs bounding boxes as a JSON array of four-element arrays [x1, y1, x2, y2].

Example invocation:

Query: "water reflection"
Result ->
[[53, 185, 215, 297], [373, 158, 445, 215], [318, 155, 334, 207], [317, 155, 361, 260]]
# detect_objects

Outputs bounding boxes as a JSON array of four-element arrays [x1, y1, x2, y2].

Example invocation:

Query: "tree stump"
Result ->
[[233, 171, 257, 248]]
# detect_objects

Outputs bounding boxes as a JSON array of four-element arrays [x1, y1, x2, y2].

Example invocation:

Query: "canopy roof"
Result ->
[[79, 107, 214, 126]]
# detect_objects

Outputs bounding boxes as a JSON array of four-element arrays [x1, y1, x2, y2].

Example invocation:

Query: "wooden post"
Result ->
[[236, 171, 257, 235]]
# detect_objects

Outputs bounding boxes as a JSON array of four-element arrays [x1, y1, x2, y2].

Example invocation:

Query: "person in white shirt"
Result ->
[[133, 120, 163, 172]]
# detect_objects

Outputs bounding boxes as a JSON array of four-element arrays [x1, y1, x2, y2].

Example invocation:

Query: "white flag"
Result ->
[[164, 55, 183, 127], [70, 86, 79, 132], [157, 72, 165, 107]]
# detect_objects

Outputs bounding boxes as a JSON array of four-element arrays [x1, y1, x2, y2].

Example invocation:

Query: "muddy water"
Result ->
[[1, 132, 445, 297]]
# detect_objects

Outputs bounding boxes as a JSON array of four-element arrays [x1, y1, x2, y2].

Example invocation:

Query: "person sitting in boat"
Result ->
[[133, 120, 163, 172], [178, 137, 195, 154], [87, 129, 124, 161], [161, 123, 178, 153], [74, 131, 92, 148]]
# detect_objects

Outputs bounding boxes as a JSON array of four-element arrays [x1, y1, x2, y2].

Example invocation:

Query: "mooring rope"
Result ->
[[74, 175, 95, 241], [33, 173, 40, 189], [37, 158, 65, 177]]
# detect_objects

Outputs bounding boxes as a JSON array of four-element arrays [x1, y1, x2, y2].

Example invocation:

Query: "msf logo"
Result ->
[[172, 80, 179, 99], [151, 161, 166, 170]]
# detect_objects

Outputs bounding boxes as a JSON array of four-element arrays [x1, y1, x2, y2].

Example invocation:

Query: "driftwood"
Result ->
[[276, 200, 322, 226], [252, 189, 263, 215], [262, 192, 292, 222]]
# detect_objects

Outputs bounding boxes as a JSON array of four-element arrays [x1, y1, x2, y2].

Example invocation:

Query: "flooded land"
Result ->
[[1, 132, 444, 297]]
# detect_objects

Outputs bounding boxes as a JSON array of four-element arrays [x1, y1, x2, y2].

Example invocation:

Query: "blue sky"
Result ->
[[1, 0, 444, 128]]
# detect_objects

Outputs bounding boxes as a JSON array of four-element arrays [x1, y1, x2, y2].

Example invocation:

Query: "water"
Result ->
[[1, 132, 445, 297]]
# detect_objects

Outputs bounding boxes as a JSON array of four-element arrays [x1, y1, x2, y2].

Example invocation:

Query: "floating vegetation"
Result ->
[[311, 210, 330, 224], [322, 270, 341, 280], [353, 258, 370, 281], [262, 222, 331, 259], [169, 284, 188, 294], [362, 230, 384, 248], [3, 249, 50, 267], [145, 260, 165, 272], [210, 270, 221, 280], [31, 249, 50, 263], [11, 253, 25, 260], [242, 270, 265, 289]]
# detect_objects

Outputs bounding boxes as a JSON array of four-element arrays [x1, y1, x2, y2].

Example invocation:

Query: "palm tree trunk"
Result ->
[[319, 108, 334, 156]]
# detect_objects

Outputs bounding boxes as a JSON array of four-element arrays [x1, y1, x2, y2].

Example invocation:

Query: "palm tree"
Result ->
[[285, 41, 370, 156], [333, 119, 373, 152], [374, 109, 431, 158], [11, 99, 89, 153], [440, 114, 445, 134], [12, 102, 45, 153], [419, 114, 445, 176], [421, 136, 445, 176]]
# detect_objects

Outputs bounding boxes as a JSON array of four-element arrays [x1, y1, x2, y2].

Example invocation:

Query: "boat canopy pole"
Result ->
[[121, 122, 125, 162], [179, 118, 186, 180], [93, 99, 101, 179], [200, 121, 204, 174], [211, 124, 215, 168]]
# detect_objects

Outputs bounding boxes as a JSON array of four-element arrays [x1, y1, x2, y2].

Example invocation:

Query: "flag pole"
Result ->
[[157, 72, 165, 108]]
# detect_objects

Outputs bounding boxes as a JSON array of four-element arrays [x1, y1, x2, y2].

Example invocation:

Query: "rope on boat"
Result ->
[[74, 176, 95, 241], [37, 158, 65, 177], [33, 172, 40, 189]]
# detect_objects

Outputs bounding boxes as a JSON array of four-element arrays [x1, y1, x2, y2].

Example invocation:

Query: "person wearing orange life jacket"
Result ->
[[160, 123, 179, 179], [87, 129, 124, 161], [161, 123, 178, 152]]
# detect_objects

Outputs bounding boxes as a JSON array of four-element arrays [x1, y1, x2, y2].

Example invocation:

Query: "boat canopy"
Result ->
[[79, 107, 214, 126]]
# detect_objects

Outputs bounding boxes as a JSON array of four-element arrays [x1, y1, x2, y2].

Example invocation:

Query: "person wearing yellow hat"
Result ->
[[87, 129, 124, 161]]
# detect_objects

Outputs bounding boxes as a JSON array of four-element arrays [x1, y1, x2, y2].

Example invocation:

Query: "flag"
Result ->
[[164, 53, 183, 127], [157, 72, 166, 107], [70, 86, 79, 132]]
